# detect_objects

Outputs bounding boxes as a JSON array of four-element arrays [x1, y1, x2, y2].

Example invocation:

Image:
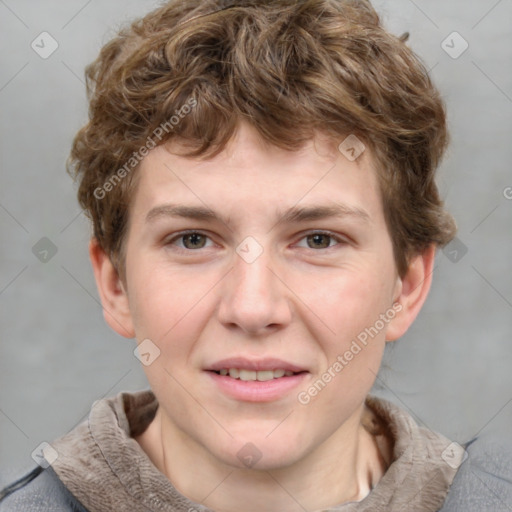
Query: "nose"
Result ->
[[217, 249, 292, 335]]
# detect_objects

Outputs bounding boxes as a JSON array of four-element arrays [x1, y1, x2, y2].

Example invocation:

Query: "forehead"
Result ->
[[129, 123, 384, 227]]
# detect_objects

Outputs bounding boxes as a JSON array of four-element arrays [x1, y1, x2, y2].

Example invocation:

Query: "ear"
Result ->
[[89, 238, 135, 338], [385, 244, 436, 342]]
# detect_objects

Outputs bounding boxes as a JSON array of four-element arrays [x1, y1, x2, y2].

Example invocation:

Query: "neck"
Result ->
[[136, 404, 388, 512]]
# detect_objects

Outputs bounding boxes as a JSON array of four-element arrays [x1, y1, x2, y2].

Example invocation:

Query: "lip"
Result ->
[[205, 357, 308, 373], [205, 370, 308, 402]]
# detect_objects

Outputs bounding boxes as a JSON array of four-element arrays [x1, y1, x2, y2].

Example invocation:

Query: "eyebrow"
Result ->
[[279, 204, 370, 224], [146, 204, 218, 223], [145, 203, 370, 225]]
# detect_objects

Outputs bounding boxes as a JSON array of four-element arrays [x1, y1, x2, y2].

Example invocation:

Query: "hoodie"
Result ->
[[1, 390, 511, 511]]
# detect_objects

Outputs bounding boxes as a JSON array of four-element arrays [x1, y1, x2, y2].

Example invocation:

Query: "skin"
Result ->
[[91, 123, 434, 512]]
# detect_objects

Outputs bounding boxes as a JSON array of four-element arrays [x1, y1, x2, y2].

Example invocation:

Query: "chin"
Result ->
[[213, 432, 305, 472]]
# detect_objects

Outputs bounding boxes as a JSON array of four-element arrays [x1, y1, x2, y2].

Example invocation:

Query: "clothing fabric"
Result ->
[[1, 390, 511, 511]]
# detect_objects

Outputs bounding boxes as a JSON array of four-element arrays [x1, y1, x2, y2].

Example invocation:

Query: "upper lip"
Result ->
[[206, 357, 308, 373]]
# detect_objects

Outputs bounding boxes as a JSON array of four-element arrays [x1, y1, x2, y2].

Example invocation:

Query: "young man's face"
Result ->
[[96, 123, 423, 470]]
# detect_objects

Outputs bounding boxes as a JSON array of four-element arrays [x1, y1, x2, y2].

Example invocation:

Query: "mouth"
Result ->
[[204, 358, 310, 402], [208, 368, 307, 381]]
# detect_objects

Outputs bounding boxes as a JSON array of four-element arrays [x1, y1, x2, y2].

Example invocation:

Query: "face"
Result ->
[[107, 124, 407, 470]]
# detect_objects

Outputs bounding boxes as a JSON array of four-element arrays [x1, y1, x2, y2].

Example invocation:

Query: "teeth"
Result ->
[[216, 368, 297, 380], [239, 369, 257, 381]]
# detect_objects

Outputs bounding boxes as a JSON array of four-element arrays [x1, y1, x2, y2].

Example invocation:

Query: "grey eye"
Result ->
[[181, 233, 208, 249], [306, 234, 333, 249]]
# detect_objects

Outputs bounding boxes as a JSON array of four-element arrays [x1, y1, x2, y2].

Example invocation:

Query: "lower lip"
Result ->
[[205, 371, 309, 402]]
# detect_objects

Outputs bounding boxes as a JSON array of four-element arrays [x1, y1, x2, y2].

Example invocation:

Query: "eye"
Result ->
[[168, 231, 214, 250], [296, 232, 344, 249]]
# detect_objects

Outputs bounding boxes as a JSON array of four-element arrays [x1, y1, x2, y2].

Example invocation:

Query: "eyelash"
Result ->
[[295, 231, 348, 249], [165, 230, 348, 252], [166, 230, 216, 251]]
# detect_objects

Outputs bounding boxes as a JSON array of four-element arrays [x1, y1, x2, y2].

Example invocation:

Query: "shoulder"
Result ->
[[0, 466, 88, 512], [439, 434, 512, 511]]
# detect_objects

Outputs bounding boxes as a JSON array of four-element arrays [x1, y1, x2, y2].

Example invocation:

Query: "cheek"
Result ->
[[129, 276, 215, 393], [295, 273, 389, 419], [304, 263, 394, 344], [293, 262, 394, 402], [127, 258, 210, 339], [126, 264, 223, 391]]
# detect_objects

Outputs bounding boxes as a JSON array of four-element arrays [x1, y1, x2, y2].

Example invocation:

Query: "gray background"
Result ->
[[1, 0, 511, 481]]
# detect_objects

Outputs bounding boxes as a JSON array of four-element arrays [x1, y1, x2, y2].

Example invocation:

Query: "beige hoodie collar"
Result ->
[[50, 391, 461, 512]]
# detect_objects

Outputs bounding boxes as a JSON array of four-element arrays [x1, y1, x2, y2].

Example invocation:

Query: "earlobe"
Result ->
[[89, 239, 135, 338], [385, 245, 436, 342]]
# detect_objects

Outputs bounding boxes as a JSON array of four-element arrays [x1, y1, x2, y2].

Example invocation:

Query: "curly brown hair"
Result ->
[[67, 0, 456, 278]]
